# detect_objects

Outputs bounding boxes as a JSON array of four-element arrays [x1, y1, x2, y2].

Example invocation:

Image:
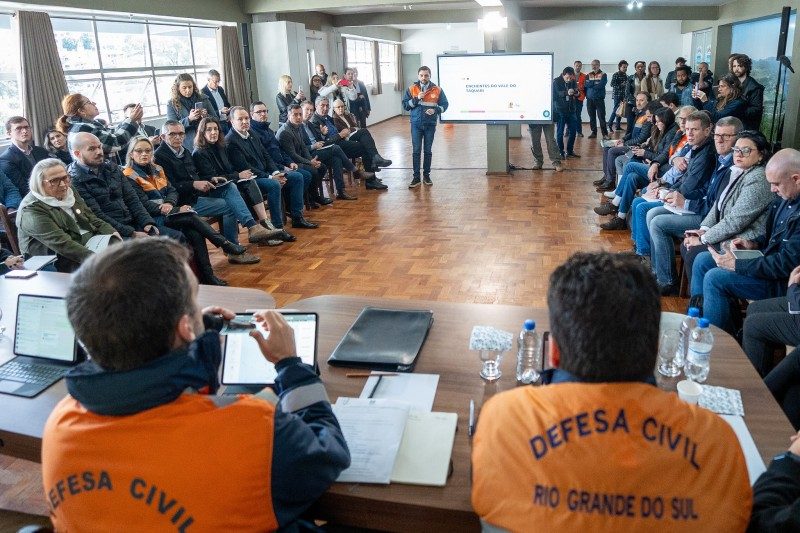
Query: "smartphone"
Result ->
[[194, 102, 204, 111]]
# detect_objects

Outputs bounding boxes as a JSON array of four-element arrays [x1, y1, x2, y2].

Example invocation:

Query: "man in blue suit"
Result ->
[[0, 116, 50, 195]]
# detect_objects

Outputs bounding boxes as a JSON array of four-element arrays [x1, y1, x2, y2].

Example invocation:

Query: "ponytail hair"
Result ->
[[56, 93, 86, 134]]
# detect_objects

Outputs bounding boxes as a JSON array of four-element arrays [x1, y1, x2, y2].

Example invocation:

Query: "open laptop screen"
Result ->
[[14, 294, 77, 362], [222, 312, 318, 385]]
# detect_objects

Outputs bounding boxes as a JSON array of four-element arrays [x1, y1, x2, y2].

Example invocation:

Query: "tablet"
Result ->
[[731, 249, 764, 260], [221, 312, 318, 386]]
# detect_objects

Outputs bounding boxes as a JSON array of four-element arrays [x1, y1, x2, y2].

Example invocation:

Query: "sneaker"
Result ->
[[594, 203, 618, 216], [409, 177, 421, 188], [554, 162, 564, 172], [257, 220, 283, 237], [264, 239, 283, 247], [248, 224, 276, 244], [227, 251, 260, 264], [423, 176, 433, 186], [600, 216, 627, 230]]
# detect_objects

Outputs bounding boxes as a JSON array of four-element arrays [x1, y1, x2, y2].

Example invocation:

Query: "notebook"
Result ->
[[221, 312, 318, 390], [327, 307, 434, 372], [0, 294, 79, 398]]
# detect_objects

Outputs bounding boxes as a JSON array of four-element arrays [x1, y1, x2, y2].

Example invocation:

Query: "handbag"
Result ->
[[616, 101, 628, 118]]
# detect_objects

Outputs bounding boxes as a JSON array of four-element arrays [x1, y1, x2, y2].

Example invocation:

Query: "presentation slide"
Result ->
[[437, 53, 553, 124]]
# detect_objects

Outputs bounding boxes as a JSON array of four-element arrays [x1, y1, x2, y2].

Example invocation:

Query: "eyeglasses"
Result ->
[[732, 146, 755, 156], [713, 133, 736, 139], [133, 148, 153, 154], [81, 100, 96, 107], [167, 132, 186, 138], [252, 109, 267, 114], [43, 176, 70, 186]]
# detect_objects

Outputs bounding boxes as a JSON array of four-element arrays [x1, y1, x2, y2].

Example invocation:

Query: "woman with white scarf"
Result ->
[[17, 158, 119, 272]]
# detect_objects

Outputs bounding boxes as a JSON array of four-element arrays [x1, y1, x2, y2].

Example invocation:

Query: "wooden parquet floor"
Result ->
[[0, 116, 688, 527]]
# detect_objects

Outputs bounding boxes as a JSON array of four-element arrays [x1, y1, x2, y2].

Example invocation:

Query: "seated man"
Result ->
[[472, 251, 751, 531], [0, 115, 50, 195], [0, 167, 21, 209], [42, 238, 350, 531], [691, 148, 800, 334], [249, 101, 315, 204], [154, 120, 275, 246], [225, 106, 318, 230], [309, 96, 387, 191], [68, 132, 163, 240], [276, 103, 334, 205]]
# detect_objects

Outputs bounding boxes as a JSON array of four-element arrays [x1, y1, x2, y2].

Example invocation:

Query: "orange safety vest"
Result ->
[[408, 83, 443, 107], [576, 73, 587, 102], [472, 382, 751, 532], [122, 165, 170, 194], [42, 394, 279, 532]]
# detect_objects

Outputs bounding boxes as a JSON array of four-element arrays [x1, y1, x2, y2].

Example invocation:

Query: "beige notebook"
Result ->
[[391, 411, 458, 486]]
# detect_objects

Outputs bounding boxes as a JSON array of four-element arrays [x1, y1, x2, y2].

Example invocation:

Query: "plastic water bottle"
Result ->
[[676, 307, 701, 368], [685, 318, 713, 383], [516, 319, 541, 384]]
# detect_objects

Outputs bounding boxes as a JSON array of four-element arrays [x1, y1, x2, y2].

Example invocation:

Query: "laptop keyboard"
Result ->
[[0, 360, 70, 384]]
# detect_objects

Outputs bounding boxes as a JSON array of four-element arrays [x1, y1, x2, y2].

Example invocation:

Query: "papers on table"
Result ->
[[333, 373, 457, 486], [84, 234, 121, 253], [358, 373, 439, 412], [22, 255, 56, 271], [721, 414, 767, 485]]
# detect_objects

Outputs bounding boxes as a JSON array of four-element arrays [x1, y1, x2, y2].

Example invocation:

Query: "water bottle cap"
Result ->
[[697, 318, 710, 328], [688, 307, 700, 317], [524, 319, 536, 331]]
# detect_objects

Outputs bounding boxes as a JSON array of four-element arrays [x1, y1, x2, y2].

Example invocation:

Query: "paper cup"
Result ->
[[677, 380, 702, 404]]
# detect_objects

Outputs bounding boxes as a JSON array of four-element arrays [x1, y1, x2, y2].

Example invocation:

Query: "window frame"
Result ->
[[342, 35, 401, 96]]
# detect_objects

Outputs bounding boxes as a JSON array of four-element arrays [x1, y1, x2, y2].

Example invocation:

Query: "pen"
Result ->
[[367, 375, 383, 399], [468, 399, 475, 437], [346, 372, 399, 378]]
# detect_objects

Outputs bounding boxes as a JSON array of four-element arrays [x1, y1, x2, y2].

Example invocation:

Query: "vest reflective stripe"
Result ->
[[43, 394, 279, 532], [409, 84, 442, 107], [472, 382, 751, 533]]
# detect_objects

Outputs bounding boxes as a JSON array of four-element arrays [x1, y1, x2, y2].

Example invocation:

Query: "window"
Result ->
[[53, 16, 220, 123], [0, 13, 20, 133], [346, 38, 375, 86], [378, 43, 398, 85]]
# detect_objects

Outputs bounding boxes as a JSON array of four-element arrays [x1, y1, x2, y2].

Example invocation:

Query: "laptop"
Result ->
[[0, 294, 80, 398], [221, 312, 318, 394]]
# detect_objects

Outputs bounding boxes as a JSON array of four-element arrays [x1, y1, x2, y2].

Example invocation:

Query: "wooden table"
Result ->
[[0, 271, 275, 462], [290, 295, 795, 532]]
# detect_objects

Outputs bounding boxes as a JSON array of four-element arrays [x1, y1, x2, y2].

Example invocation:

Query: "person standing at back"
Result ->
[[573, 60, 587, 138], [402, 66, 449, 189], [584, 59, 609, 140]]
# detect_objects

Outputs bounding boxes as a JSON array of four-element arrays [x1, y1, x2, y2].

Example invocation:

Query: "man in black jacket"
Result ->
[[553, 67, 579, 160], [226, 106, 317, 230], [68, 132, 164, 240], [732, 54, 765, 132], [691, 148, 800, 334], [154, 120, 275, 247], [276, 104, 333, 205], [750, 425, 800, 530], [0, 116, 50, 195], [202, 69, 231, 133]]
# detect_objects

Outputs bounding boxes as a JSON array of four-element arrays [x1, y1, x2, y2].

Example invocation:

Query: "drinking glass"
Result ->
[[478, 349, 505, 382], [657, 330, 681, 377]]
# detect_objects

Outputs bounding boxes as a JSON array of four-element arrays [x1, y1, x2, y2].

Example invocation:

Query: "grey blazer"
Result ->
[[700, 165, 774, 244]]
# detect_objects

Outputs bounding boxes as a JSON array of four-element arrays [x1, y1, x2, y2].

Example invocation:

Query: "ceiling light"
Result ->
[[627, 2, 634, 9], [605, 20, 611, 27], [478, 11, 508, 33], [636, 1, 643, 8], [475, 0, 503, 6]]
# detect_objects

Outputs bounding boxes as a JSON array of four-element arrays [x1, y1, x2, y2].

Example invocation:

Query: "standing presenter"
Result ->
[[402, 66, 448, 189]]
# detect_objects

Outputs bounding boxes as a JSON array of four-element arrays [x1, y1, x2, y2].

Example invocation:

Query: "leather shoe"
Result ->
[[355, 170, 376, 180], [275, 229, 298, 241], [317, 197, 333, 205], [594, 203, 618, 216], [221, 241, 247, 255], [374, 157, 392, 167], [595, 181, 615, 192], [292, 217, 318, 229], [365, 178, 388, 190], [337, 192, 357, 200], [204, 275, 229, 286], [600, 217, 627, 231], [592, 176, 607, 186], [566, 152, 581, 159], [658, 282, 679, 296]]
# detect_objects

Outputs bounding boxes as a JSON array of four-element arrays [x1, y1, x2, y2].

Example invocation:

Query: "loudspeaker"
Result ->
[[241, 22, 251, 71], [777, 6, 791, 59]]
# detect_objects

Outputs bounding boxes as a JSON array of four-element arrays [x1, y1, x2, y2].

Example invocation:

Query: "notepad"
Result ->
[[359, 373, 439, 412], [22, 255, 56, 271], [391, 411, 457, 486]]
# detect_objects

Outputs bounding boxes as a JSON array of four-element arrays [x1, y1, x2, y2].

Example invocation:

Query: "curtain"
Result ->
[[372, 41, 382, 95], [16, 11, 68, 144], [218, 25, 250, 109], [395, 44, 402, 93], [341, 36, 348, 71]]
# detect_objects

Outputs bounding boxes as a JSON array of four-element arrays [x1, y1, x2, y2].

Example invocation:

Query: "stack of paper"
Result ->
[[333, 373, 457, 486]]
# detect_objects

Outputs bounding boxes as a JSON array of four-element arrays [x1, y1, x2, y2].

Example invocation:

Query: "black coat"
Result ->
[[0, 144, 50, 195], [201, 85, 231, 116], [277, 123, 314, 165], [192, 145, 238, 182], [740, 76, 765, 131], [154, 143, 203, 206], [225, 129, 281, 176]]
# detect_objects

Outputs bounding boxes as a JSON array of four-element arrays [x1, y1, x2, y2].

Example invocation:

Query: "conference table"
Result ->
[[0, 289, 794, 531], [0, 271, 275, 463]]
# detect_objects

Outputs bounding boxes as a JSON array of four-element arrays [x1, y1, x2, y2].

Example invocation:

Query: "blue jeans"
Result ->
[[411, 123, 436, 178], [630, 198, 663, 256], [691, 251, 777, 334], [603, 146, 627, 181], [614, 162, 650, 215], [193, 184, 255, 244], [574, 99, 584, 135], [254, 171, 305, 226], [555, 112, 577, 156], [649, 211, 702, 286], [314, 144, 356, 193], [608, 97, 622, 128]]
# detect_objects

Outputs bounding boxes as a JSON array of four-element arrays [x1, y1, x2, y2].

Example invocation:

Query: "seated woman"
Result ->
[[56, 94, 139, 161], [191, 118, 285, 245], [680, 130, 774, 286], [276, 74, 306, 124], [43, 129, 72, 165], [595, 107, 677, 231], [16, 158, 119, 272], [693, 73, 746, 123], [123, 136, 260, 284], [166, 73, 218, 151], [309, 74, 324, 106], [331, 98, 392, 169], [595, 91, 652, 191]]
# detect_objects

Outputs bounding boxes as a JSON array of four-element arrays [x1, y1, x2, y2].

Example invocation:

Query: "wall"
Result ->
[[522, 19, 683, 123], [400, 23, 486, 81], [251, 21, 307, 111]]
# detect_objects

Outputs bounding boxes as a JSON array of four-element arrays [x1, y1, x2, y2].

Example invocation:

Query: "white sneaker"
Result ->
[[603, 191, 616, 199]]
